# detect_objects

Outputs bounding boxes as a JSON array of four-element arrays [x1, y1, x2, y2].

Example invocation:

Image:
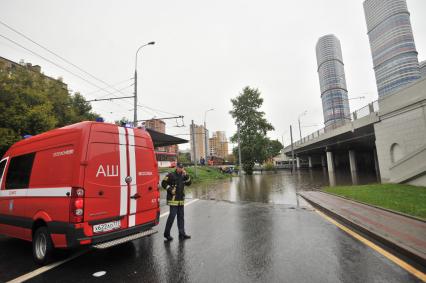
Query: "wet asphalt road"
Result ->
[[0, 171, 421, 282]]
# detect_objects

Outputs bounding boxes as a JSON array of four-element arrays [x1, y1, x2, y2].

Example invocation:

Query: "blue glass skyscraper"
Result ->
[[364, 0, 420, 97], [316, 34, 351, 128]]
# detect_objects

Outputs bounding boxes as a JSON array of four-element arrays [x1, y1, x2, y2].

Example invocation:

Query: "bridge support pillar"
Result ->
[[296, 157, 301, 169], [373, 148, 381, 182], [328, 171, 336, 186], [348, 150, 357, 173], [308, 156, 313, 168], [326, 151, 334, 173], [349, 150, 358, 185], [321, 155, 326, 167]]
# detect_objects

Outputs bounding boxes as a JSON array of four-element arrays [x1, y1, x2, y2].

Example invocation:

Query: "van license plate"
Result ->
[[93, 220, 121, 233]]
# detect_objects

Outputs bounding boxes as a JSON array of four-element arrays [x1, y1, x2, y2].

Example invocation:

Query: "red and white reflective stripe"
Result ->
[[127, 128, 137, 227], [118, 127, 128, 216], [0, 187, 72, 197]]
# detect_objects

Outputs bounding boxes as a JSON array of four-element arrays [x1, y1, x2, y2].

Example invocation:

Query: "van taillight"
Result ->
[[70, 187, 85, 223]]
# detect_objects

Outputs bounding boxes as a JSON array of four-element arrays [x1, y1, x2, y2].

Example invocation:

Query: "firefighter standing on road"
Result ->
[[162, 163, 192, 242]]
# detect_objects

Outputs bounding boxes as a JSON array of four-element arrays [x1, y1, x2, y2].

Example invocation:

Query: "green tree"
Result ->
[[68, 93, 99, 123], [0, 61, 99, 156], [229, 86, 274, 174], [178, 152, 191, 163], [265, 139, 283, 160], [0, 128, 20, 156]]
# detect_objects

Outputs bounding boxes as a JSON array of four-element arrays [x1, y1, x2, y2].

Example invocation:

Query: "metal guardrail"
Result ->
[[294, 100, 378, 146]]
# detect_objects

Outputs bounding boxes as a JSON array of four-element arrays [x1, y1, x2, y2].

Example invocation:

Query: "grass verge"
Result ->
[[323, 184, 426, 220], [159, 166, 232, 184]]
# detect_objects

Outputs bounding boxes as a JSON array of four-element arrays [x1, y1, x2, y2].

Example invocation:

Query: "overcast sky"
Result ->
[[1, 0, 425, 150]]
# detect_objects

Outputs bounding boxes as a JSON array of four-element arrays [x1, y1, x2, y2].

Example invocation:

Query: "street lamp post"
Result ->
[[298, 110, 307, 140], [134, 41, 155, 127], [237, 123, 242, 175], [204, 108, 214, 161], [290, 125, 295, 173]]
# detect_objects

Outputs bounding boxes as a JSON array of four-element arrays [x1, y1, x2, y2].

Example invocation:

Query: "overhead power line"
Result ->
[[85, 78, 133, 96], [0, 21, 182, 121], [0, 31, 132, 112], [138, 115, 183, 122], [94, 83, 134, 99], [137, 104, 180, 117], [86, 96, 135, 102], [0, 20, 131, 99], [0, 33, 115, 96]]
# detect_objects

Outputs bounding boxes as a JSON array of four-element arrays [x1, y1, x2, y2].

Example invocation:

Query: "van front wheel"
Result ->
[[33, 226, 54, 265]]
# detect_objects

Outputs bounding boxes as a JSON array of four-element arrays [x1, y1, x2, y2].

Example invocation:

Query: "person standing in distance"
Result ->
[[162, 162, 192, 242]]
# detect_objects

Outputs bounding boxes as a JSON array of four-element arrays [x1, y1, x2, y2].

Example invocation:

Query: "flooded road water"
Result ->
[[185, 168, 378, 205], [3, 169, 419, 283]]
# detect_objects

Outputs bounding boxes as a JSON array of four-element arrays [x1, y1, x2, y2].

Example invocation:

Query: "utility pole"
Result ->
[[191, 120, 198, 177], [298, 110, 307, 140], [290, 125, 295, 173], [237, 124, 242, 176], [298, 118, 302, 140]]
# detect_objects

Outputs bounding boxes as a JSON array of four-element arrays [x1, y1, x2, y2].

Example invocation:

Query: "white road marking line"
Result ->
[[7, 198, 201, 283], [160, 212, 169, 218], [7, 250, 86, 283], [160, 198, 200, 218]]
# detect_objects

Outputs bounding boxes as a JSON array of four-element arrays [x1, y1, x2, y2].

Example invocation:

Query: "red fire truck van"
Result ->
[[0, 121, 160, 264]]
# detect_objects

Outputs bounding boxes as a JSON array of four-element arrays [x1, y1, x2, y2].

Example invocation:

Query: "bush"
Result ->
[[263, 162, 275, 171]]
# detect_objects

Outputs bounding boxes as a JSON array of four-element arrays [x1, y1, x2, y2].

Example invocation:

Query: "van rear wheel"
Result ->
[[33, 226, 54, 265]]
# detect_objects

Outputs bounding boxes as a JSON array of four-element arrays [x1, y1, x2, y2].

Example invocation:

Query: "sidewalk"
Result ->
[[299, 191, 426, 267]]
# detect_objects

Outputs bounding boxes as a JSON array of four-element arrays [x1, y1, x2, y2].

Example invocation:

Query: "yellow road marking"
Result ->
[[8, 199, 200, 283], [315, 209, 426, 282]]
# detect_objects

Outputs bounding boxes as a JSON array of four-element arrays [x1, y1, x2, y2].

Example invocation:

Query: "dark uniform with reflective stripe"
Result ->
[[162, 170, 191, 238]]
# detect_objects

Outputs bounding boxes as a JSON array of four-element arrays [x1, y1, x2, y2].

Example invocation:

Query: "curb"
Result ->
[[298, 193, 426, 269], [320, 190, 426, 223]]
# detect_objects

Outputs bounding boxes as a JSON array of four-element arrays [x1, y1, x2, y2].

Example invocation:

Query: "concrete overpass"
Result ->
[[283, 77, 426, 186], [283, 101, 380, 184]]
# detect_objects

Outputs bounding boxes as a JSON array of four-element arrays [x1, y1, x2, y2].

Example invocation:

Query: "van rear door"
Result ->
[[84, 125, 159, 234], [84, 125, 127, 229], [126, 129, 159, 228]]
